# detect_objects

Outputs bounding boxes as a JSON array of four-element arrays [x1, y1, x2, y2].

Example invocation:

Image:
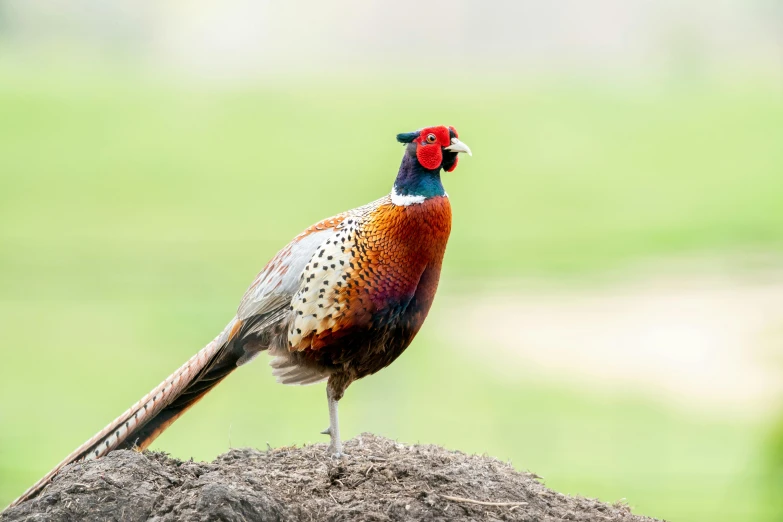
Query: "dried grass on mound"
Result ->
[[2, 434, 660, 522]]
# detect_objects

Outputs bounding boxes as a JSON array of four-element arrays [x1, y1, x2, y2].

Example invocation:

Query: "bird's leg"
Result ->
[[321, 374, 351, 458], [321, 385, 342, 457]]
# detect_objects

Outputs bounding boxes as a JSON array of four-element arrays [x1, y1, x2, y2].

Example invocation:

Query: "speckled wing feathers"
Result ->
[[288, 217, 361, 349], [287, 196, 394, 351], [237, 227, 338, 323]]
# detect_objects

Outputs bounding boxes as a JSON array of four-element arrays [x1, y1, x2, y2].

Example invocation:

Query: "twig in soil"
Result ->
[[440, 495, 528, 508]]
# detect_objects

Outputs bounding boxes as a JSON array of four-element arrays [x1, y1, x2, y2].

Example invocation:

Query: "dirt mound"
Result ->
[[2, 434, 660, 521]]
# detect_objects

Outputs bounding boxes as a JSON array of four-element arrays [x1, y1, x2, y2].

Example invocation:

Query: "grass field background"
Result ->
[[1, 72, 782, 521]]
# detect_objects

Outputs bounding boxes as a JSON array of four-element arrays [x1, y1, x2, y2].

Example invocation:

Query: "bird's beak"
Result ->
[[445, 138, 472, 156]]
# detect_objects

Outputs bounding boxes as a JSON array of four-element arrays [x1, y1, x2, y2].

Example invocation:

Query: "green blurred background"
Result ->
[[1, 2, 782, 521]]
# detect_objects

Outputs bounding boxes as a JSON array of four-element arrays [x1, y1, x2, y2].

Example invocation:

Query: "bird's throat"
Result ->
[[392, 151, 445, 206]]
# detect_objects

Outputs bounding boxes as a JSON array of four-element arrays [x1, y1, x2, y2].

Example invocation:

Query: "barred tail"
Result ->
[[8, 317, 243, 508]]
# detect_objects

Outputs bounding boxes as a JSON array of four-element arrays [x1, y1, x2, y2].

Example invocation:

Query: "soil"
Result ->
[[2, 434, 661, 522]]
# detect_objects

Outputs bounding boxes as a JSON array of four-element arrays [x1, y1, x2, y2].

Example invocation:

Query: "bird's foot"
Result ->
[[327, 446, 347, 459], [322, 427, 346, 458]]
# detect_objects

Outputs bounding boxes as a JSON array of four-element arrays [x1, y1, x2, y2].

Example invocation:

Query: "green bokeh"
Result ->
[[0, 73, 781, 521]]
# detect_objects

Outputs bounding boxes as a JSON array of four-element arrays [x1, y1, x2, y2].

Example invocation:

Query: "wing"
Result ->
[[286, 217, 362, 350], [234, 214, 348, 353], [287, 196, 393, 352], [236, 197, 389, 381]]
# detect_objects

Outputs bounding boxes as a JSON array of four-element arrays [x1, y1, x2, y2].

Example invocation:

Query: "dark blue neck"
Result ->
[[393, 147, 445, 198]]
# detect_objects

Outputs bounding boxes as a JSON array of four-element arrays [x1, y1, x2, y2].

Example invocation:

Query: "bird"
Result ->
[[9, 125, 471, 508]]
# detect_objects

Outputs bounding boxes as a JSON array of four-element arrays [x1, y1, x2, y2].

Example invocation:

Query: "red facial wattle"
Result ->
[[416, 143, 443, 170], [415, 126, 452, 171]]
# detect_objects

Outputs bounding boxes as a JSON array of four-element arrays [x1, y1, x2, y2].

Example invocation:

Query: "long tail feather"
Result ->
[[8, 317, 241, 509]]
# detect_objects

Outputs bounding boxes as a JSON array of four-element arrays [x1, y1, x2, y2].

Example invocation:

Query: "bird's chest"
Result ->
[[355, 197, 452, 308]]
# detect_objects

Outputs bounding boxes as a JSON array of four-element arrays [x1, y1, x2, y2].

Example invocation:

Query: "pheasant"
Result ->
[[9, 125, 471, 508]]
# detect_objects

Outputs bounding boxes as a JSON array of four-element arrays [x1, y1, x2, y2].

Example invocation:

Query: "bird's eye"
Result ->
[[426, 133, 437, 144]]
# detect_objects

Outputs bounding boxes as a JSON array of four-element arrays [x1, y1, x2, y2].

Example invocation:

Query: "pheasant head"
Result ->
[[393, 125, 471, 205]]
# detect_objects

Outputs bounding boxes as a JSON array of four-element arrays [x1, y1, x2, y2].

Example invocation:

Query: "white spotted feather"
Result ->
[[288, 219, 359, 348]]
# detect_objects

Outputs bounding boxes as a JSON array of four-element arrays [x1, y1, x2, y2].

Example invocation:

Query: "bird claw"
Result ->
[[328, 447, 348, 459], [320, 427, 331, 436]]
